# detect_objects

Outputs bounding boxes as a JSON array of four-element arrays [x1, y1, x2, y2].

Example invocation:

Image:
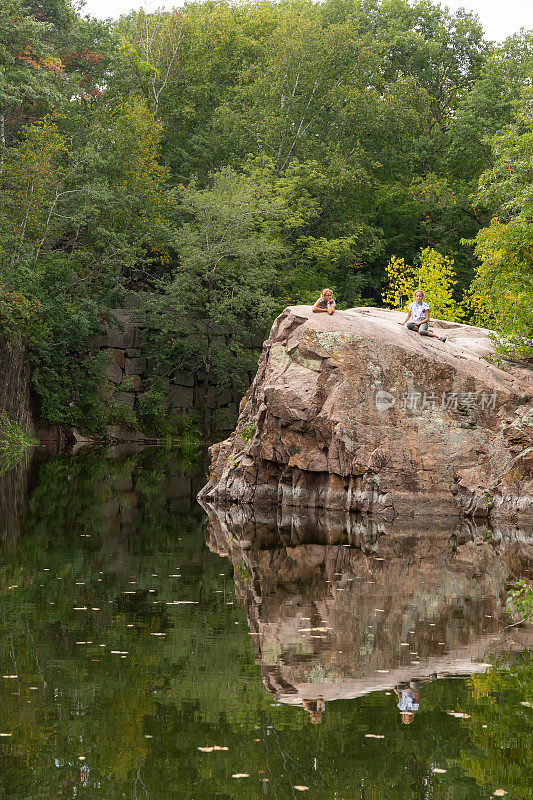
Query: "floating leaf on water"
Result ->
[[166, 600, 198, 605], [298, 627, 331, 633]]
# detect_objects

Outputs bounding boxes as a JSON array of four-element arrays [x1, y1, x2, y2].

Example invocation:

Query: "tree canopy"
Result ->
[[0, 0, 532, 432]]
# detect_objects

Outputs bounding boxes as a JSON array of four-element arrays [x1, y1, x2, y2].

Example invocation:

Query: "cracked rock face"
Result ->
[[199, 306, 533, 521]]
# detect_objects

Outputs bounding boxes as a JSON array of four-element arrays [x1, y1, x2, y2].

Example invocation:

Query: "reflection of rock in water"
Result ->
[[0, 447, 50, 544], [0, 446, 202, 564], [0, 454, 32, 544], [202, 502, 533, 707]]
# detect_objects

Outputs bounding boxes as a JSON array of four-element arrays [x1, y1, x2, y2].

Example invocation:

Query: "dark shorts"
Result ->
[[407, 321, 429, 335]]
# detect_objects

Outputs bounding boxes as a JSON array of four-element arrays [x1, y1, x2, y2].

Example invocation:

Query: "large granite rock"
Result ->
[[199, 306, 533, 521]]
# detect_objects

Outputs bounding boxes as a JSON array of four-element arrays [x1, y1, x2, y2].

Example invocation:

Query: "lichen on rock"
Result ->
[[198, 306, 533, 521]]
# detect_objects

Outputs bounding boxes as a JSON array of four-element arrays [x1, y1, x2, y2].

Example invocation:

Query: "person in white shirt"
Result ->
[[399, 289, 446, 342], [394, 680, 420, 725]]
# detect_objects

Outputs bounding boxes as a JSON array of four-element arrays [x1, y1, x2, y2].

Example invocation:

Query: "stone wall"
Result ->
[[99, 305, 241, 432], [100, 309, 147, 415]]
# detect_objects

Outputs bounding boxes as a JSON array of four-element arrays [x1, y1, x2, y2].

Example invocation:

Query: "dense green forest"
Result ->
[[1, 0, 532, 434]]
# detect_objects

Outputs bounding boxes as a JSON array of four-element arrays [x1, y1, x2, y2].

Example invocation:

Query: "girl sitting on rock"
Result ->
[[400, 289, 446, 342], [312, 288, 336, 315]]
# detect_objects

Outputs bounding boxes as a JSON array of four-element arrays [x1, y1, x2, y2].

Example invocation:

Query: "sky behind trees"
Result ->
[[80, 0, 533, 42]]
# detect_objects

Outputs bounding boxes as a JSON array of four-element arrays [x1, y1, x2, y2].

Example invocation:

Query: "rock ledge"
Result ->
[[199, 306, 533, 520]]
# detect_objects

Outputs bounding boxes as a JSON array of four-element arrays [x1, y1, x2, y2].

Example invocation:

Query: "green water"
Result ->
[[0, 448, 531, 800]]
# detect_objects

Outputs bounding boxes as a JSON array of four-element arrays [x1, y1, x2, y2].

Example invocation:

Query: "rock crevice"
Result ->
[[199, 306, 533, 520]]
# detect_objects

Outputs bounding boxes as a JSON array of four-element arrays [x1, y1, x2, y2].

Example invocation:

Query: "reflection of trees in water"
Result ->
[[0, 448, 207, 796], [460, 653, 533, 798], [0, 452, 530, 800]]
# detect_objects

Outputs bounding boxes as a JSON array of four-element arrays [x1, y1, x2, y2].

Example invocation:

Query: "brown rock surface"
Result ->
[[199, 306, 533, 520], [203, 502, 533, 705]]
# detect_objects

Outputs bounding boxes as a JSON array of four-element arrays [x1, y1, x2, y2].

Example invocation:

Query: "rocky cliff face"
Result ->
[[0, 338, 33, 432], [199, 307, 533, 521]]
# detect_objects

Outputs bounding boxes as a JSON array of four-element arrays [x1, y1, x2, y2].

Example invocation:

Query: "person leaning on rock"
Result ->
[[312, 288, 336, 315], [399, 289, 446, 342]]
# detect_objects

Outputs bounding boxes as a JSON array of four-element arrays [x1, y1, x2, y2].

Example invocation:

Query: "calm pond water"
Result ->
[[0, 448, 531, 800]]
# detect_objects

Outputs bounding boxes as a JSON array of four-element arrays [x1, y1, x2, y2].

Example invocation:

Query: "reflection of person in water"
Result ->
[[302, 697, 325, 724], [393, 674, 437, 724], [394, 680, 420, 724]]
